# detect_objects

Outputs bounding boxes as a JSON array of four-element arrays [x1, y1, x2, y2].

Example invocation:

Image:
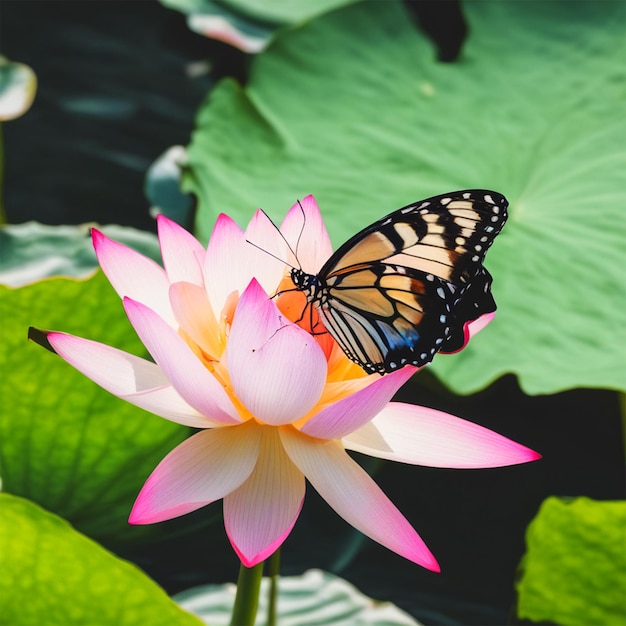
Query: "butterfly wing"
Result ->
[[316, 265, 459, 373], [313, 190, 508, 373], [439, 266, 496, 353], [319, 190, 507, 284]]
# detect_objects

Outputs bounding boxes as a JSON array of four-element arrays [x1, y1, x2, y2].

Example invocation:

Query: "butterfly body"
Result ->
[[290, 190, 508, 374]]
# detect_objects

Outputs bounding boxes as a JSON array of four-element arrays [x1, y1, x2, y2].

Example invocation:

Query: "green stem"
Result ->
[[265, 548, 281, 626], [230, 561, 264, 626]]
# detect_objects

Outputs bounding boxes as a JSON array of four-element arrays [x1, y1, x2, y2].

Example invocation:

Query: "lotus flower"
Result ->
[[34, 196, 539, 571]]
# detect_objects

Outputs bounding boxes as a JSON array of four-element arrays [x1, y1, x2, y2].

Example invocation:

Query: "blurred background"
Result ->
[[2, 2, 624, 625]]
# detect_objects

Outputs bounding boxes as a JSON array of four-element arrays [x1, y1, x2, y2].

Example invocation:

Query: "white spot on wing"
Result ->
[[410, 201, 431, 215]]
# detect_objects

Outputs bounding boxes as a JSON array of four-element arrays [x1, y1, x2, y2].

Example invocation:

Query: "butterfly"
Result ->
[[288, 189, 508, 374]]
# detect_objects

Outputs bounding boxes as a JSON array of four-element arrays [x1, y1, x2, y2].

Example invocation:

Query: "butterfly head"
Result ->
[[290, 268, 320, 294]]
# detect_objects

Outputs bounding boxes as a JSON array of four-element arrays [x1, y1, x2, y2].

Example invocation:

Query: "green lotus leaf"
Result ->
[[0, 271, 189, 541], [0, 494, 202, 626], [184, 0, 626, 394], [516, 496, 626, 626], [175, 568, 420, 625], [0, 222, 162, 287]]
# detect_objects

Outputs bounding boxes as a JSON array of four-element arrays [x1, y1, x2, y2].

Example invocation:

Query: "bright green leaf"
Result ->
[[516, 496, 626, 626], [175, 568, 420, 625], [0, 271, 189, 541], [0, 494, 203, 626], [184, 0, 626, 394]]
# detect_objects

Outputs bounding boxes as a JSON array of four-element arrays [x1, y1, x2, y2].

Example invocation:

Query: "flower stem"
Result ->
[[230, 561, 264, 626], [265, 548, 281, 626]]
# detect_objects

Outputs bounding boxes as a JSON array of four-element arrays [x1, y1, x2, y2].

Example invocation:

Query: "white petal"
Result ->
[[203, 211, 286, 317], [130, 422, 262, 524], [244, 208, 290, 292], [280, 195, 333, 273], [227, 280, 326, 425], [280, 428, 439, 570], [123, 298, 241, 424], [92, 229, 177, 327], [47, 332, 213, 427], [224, 427, 304, 567], [169, 281, 223, 359], [343, 402, 541, 468], [203, 214, 245, 317], [157, 214, 206, 285], [302, 367, 415, 439]]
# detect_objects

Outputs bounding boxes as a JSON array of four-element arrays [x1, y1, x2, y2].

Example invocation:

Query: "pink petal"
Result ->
[[224, 427, 305, 567], [203, 213, 245, 316], [467, 311, 495, 338], [129, 422, 262, 524], [46, 331, 213, 428], [280, 428, 439, 571], [440, 311, 495, 355], [92, 229, 177, 328], [302, 367, 416, 440], [157, 214, 206, 285], [226, 280, 327, 425], [343, 402, 541, 468], [203, 212, 286, 317], [123, 297, 241, 425], [280, 195, 333, 273], [169, 281, 223, 359], [244, 208, 291, 288]]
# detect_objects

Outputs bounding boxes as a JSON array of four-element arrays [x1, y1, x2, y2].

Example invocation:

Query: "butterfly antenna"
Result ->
[[245, 238, 296, 269], [245, 208, 303, 270]]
